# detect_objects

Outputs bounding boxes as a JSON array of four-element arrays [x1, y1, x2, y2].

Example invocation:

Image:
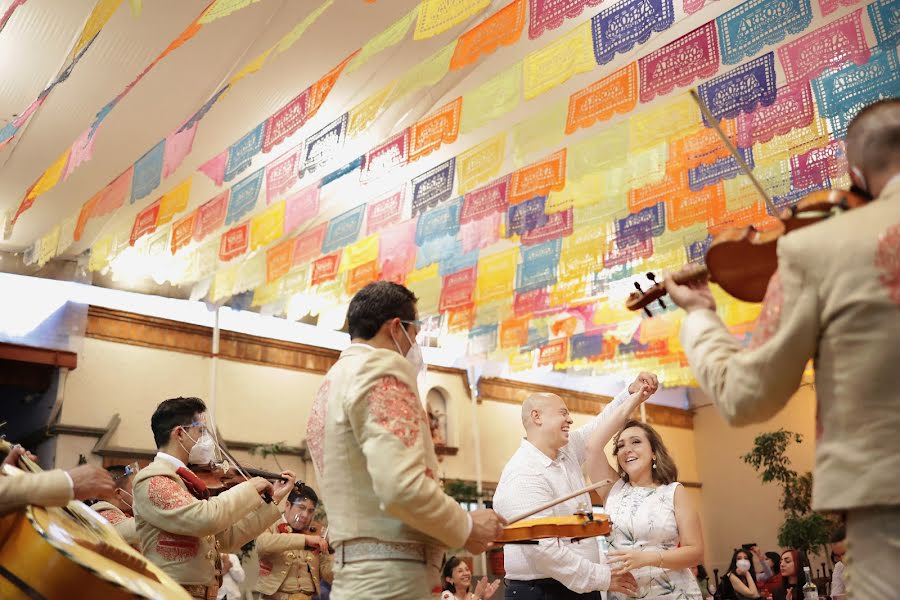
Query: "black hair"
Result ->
[[288, 483, 319, 506], [347, 281, 417, 340], [441, 555, 465, 594], [151, 396, 207, 449], [719, 548, 757, 599], [695, 564, 708, 580], [765, 551, 781, 572], [105, 465, 131, 491]]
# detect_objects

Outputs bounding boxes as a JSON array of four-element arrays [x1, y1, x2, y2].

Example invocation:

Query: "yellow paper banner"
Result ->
[[211, 265, 238, 302], [476, 248, 518, 303], [347, 7, 418, 73], [753, 116, 829, 163], [460, 64, 521, 134], [549, 277, 587, 306], [228, 48, 273, 86], [560, 223, 605, 279], [236, 251, 266, 293], [199, 0, 262, 24], [414, 0, 490, 40], [407, 263, 439, 284], [252, 279, 284, 307], [567, 121, 629, 182], [28, 148, 71, 200], [509, 350, 534, 372], [511, 99, 568, 166], [627, 141, 669, 188], [75, 0, 124, 56], [341, 234, 379, 271], [37, 224, 61, 267], [157, 177, 192, 226], [522, 21, 594, 100], [457, 133, 506, 194], [348, 83, 395, 138], [273, 0, 334, 56], [250, 201, 285, 251], [407, 275, 441, 315], [389, 42, 456, 104], [629, 93, 698, 152], [89, 236, 113, 272]]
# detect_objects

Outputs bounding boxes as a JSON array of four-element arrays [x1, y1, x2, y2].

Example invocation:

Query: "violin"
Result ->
[[189, 462, 299, 496], [626, 90, 871, 314], [496, 513, 611, 544]]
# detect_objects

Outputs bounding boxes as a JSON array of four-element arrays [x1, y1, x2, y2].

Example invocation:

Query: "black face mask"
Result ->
[[849, 183, 874, 202]]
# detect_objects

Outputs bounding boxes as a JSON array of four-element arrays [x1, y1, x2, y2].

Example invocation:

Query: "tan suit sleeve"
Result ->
[[0, 469, 72, 515], [680, 243, 818, 425], [134, 476, 266, 538], [216, 501, 281, 553], [347, 364, 470, 549], [319, 552, 333, 584], [256, 530, 308, 555], [113, 516, 139, 547]]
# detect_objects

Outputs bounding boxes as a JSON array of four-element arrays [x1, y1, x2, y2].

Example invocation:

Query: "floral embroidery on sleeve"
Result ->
[[147, 476, 195, 511], [156, 531, 199, 561], [748, 270, 783, 350], [99, 509, 126, 525], [875, 222, 900, 304], [307, 379, 331, 476], [366, 376, 423, 448]]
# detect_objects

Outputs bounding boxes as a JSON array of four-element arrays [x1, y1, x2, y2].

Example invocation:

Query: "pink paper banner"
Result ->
[[460, 212, 502, 253], [440, 266, 477, 311], [638, 21, 719, 103], [198, 150, 228, 186], [94, 167, 133, 217], [163, 121, 199, 178], [367, 189, 404, 234], [790, 140, 846, 189], [284, 184, 320, 233], [379, 219, 417, 284], [736, 82, 815, 148], [777, 9, 869, 84], [265, 152, 299, 204], [528, 0, 602, 39], [195, 191, 230, 242], [262, 90, 309, 154], [361, 130, 409, 183], [683, 0, 711, 14], [293, 223, 327, 266], [514, 287, 549, 316], [818, 0, 863, 16], [63, 128, 97, 181], [461, 177, 509, 224]]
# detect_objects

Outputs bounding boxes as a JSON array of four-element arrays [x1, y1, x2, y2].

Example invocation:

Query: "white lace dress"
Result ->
[[604, 479, 702, 599]]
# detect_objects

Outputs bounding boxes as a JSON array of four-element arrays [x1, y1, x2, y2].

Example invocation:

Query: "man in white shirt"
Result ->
[[493, 373, 658, 599]]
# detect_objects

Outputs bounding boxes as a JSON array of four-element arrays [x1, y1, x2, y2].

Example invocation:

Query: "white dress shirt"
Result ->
[[492, 388, 630, 594], [216, 553, 245, 600]]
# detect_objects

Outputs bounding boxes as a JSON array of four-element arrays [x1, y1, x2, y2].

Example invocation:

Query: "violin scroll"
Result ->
[[626, 265, 709, 315]]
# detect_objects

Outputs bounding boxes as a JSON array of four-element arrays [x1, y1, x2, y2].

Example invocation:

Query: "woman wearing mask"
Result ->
[[439, 556, 500, 600], [588, 420, 705, 599], [773, 550, 808, 600], [719, 549, 760, 599]]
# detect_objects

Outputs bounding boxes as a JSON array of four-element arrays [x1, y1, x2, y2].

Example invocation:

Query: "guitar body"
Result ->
[[0, 503, 190, 599]]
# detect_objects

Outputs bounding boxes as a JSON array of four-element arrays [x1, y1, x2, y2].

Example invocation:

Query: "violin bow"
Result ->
[[688, 89, 778, 217], [506, 479, 614, 525]]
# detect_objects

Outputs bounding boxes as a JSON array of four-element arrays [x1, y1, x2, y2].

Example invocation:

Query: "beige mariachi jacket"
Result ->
[[0, 468, 71, 515], [132, 455, 281, 586], [92, 500, 139, 547], [255, 522, 333, 596], [680, 177, 900, 512], [306, 344, 471, 572]]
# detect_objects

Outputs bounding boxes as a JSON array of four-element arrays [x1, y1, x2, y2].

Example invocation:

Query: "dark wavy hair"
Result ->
[[441, 555, 468, 594], [719, 548, 757, 599], [612, 420, 678, 485]]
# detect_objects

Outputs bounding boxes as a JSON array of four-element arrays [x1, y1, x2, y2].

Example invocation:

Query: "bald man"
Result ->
[[666, 98, 900, 598], [493, 373, 657, 599]]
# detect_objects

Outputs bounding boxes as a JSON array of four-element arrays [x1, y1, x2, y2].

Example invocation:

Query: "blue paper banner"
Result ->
[[416, 235, 458, 270], [591, 0, 675, 65], [130, 140, 166, 204], [571, 332, 604, 360], [322, 204, 365, 255], [225, 122, 265, 183], [773, 181, 828, 211], [824, 75, 900, 139], [687, 236, 712, 264], [321, 156, 364, 187], [868, 0, 900, 46], [439, 241, 480, 277], [688, 147, 754, 191], [617, 335, 649, 355], [303, 113, 348, 176], [507, 195, 549, 237], [616, 203, 666, 244], [468, 325, 498, 355], [812, 45, 900, 118], [226, 168, 264, 225], [416, 197, 462, 246], [716, 0, 812, 65], [516, 238, 561, 293], [698, 52, 777, 123], [412, 158, 456, 216]]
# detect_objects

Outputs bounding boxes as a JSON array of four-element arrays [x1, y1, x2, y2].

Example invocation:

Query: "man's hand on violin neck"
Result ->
[[664, 275, 717, 313], [251, 477, 276, 498], [272, 470, 297, 503]]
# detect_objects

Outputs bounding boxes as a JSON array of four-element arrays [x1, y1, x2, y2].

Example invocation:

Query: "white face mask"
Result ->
[[736, 559, 751, 571], [182, 428, 216, 465], [392, 323, 428, 393]]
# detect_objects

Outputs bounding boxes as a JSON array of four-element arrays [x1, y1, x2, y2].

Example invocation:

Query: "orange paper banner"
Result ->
[[409, 97, 462, 161], [509, 149, 566, 205], [565, 62, 638, 134], [628, 169, 688, 214], [447, 306, 476, 332], [670, 119, 737, 169], [666, 182, 726, 230], [347, 260, 380, 294], [500, 317, 529, 349], [266, 238, 295, 282], [171, 211, 197, 254], [450, 0, 526, 70], [307, 51, 358, 119]]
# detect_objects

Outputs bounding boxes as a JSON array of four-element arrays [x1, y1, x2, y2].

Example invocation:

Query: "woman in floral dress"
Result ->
[[587, 419, 704, 599]]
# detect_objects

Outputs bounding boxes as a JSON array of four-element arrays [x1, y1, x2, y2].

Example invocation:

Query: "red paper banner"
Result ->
[[293, 223, 327, 266], [538, 337, 568, 366], [311, 251, 341, 286], [461, 177, 508, 223], [219, 222, 249, 261], [514, 287, 549, 316], [361, 130, 409, 183], [265, 152, 299, 203], [195, 191, 230, 242], [440, 266, 477, 311], [130, 200, 161, 246], [263, 91, 309, 154]]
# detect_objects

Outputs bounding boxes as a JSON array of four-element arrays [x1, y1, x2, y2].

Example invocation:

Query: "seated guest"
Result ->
[[255, 484, 333, 600], [440, 555, 500, 600], [830, 529, 847, 600], [773, 550, 807, 600], [719, 548, 760, 599], [91, 463, 139, 546], [691, 564, 714, 600], [0, 444, 114, 515], [755, 550, 782, 596], [133, 396, 295, 600]]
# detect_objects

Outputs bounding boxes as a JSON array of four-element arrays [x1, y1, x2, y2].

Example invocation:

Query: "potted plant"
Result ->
[[742, 429, 838, 562]]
